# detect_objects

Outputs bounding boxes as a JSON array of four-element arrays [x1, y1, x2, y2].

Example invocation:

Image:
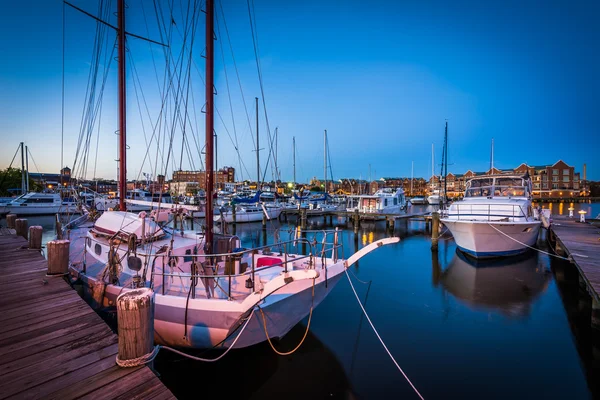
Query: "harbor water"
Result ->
[[8, 201, 600, 399]]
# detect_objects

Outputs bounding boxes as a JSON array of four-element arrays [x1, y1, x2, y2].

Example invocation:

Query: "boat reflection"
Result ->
[[442, 249, 551, 317], [154, 323, 354, 399]]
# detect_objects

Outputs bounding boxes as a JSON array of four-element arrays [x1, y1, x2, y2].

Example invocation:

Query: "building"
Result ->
[[172, 167, 235, 189], [429, 160, 583, 199]]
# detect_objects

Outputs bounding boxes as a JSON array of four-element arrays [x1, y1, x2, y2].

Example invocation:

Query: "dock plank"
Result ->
[[550, 216, 600, 301], [0, 231, 175, 399]]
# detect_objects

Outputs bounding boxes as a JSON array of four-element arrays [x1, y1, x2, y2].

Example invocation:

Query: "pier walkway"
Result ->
[[0, 230, 175, 400], [550, 216, 600, 303]]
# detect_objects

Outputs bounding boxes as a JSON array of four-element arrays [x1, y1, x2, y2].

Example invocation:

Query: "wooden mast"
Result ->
[[117, 0, 127, 210], [205, 0, 215, 253]]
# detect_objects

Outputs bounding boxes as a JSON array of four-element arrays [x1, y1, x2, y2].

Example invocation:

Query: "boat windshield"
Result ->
[[465, 178, 493, 197], [493, 177, 525, 197]]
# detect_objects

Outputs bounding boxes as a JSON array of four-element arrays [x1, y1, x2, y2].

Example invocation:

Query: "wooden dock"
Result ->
[[0, 230, 176, 400], [549, 216, 600, 329]]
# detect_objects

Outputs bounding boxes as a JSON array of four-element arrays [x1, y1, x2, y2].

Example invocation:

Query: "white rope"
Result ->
[[115, 309, 255, 366], [116, 344, 160, 367], [344, 269, 425, 400], [485, 222, 569, 260], [160, 308, 256, 362]]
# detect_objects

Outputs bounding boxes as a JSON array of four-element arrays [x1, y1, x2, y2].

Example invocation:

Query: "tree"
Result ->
[[0, 168, 40, 196]]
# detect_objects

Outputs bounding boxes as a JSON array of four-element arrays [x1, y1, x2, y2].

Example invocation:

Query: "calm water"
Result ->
[[4, 201, 600, 399]]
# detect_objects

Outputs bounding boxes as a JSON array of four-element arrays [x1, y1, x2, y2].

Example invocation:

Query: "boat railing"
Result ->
[[84, 235, 343, 299], [445, 203, 527, 221]]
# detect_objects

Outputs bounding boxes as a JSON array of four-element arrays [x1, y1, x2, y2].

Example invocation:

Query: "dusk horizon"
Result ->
[[1, 0, 598, 182]]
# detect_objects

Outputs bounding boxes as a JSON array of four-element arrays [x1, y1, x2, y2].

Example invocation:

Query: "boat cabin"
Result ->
[[464, 175, 531, 199]]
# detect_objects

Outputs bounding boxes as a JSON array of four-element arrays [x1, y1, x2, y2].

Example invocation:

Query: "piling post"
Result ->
[[262, 214, 267, 230], [55, 214, 63, 240], [353, 209, 360, 235], [116, 288, 155, 367], [6, 214, 16, 229], [300, 208, 307, 231], [592, 298, 600, 331], [15, 218, 28, 240], [431, 212, 440, 250], [29, 225, 43, 250], [47, 239, 70, 275]]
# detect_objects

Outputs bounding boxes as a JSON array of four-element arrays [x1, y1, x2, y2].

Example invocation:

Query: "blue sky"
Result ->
[[0, 0, 598, 182]]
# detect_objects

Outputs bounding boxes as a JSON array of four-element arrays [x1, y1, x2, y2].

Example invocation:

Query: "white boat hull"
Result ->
[[442, 219, 541, 258], [427, 195, 441, 205], [215, 208, 282, 223], [0, 204, 77, 216], [72, 259, 345, 349]]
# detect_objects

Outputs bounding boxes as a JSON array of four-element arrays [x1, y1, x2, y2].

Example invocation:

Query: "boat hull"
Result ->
[[0, 205, 77, 216], [71, 262, 344, 349], [441, 219, 541, 258]]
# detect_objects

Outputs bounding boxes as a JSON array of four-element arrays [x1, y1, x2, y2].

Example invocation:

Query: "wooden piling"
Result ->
[[592, 298, 600, 331], [28, 225, 43, 249], [55, 214, 63, 240], [262, 214, 267, 230], [47, 239, 70, 275], [353, 209, 360, 234], [116, 288, 155, 367], [6, 214, 16, 229], [431, 212, 440, 250], [15, 218, 28, 240]]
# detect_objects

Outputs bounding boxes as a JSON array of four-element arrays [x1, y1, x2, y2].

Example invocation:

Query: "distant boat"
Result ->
[[441, 173, 542, 258], [0, 192, 78, 216], [214, 203, 282, 223], [346, 187, 407, 214], [410, 196, 426, 205]]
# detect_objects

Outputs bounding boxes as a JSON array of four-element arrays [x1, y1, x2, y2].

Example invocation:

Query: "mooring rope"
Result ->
[[116, 308, 256, 367], [485, 222, 569, 260], [259, 278, 316, 356], [345, 268, 425, 400]]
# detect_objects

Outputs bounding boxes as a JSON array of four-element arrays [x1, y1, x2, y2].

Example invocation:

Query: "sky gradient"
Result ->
[[1, 0, 598, 183]]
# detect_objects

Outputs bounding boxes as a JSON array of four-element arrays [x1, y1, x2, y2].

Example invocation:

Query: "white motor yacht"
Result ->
[[441, 173, 542, 258]]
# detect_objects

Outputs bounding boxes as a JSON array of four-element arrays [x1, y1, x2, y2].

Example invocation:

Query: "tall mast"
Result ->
[[293, 136, 296, 185], [443, 121, 448, 202], [117, 0, 127, 210], [431, 143, 434, 191], [25, 146, 30, 192], [411, 161, 413, 196], [490, 137, 494, 171], [324, 130, 327, 193], [205, 0, 215, 253], [255, 97, 260, 187], [20, 142, 25, 194]]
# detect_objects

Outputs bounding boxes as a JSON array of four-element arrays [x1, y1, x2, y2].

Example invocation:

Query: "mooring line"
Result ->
[[345, 269, 425, 400], [485, 222, 569, 260]]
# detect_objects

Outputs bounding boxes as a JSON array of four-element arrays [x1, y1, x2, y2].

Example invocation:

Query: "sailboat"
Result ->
[[67, 0, 398, 350], [0, 143, 79, 216], [427, 143, 441, 205]]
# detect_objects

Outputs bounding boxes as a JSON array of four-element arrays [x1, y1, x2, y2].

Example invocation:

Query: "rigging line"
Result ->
[[73, 1, 113, 179], [61, 1, 65, 179], [178, 0, 199, 172], [218, 0, 254, 145], [92, 91, 104, 181], [141, 0, 167, 100], [215, 5, 240, 153], [247, 0, 275, 184], [27, 149, 43, 175]]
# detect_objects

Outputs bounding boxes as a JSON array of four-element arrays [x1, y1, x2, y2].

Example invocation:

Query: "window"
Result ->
[[552, 176, 558, 182], [563, 169, 570, 175], [542, 183, 548, 189], [563, 176, 570, 183], [552, 184, 558, 189], [542, 176, 548, 181], [552, 169, 558, 175]]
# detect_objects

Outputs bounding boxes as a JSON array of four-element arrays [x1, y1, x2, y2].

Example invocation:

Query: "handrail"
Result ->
[[445, 203, 528, 222]]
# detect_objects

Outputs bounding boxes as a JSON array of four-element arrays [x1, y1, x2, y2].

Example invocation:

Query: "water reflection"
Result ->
[[155, 323, 353, 399], [442, 250, 551, 317]]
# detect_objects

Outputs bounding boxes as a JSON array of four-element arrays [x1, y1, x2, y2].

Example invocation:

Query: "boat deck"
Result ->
[[550, 216, 600, 302], [0, 230, 175, 400]]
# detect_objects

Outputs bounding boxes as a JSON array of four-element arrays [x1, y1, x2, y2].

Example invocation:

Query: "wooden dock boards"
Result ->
[[0, 233, 176, 400], [551, 217, 600, 302]]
